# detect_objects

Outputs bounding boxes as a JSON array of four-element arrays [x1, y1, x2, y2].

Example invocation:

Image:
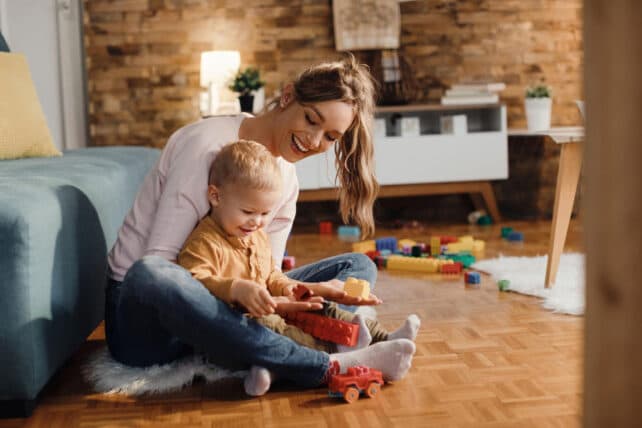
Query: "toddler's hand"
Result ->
[[230, 279, 276, 317]]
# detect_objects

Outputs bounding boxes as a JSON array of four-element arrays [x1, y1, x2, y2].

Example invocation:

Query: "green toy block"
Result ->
[[501, 227, 513, 239], [497, 279, 510, 291]]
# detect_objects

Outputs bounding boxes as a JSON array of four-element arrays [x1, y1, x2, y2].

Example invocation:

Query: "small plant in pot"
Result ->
[[229, 67, 265, 113], [525, 84, 552, 131]]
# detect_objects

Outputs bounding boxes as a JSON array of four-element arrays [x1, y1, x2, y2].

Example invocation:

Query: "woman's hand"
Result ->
[[230, 279, 276, 318], [304, 279, 382, 306]]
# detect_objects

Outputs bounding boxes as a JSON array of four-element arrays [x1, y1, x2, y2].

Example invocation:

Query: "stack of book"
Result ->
[[441, 82, 505, 105]]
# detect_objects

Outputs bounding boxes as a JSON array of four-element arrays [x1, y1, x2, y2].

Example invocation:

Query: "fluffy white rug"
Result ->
[[84, 305, 376, 396], [472, 253, 585, 315], [83, 347, 247, 396]]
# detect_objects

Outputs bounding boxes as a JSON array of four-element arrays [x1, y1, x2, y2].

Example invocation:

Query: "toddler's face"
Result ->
[[209, 182, 281, 238]]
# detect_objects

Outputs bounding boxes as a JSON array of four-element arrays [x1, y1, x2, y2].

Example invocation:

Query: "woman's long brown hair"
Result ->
[[288, 54, 379, 238]]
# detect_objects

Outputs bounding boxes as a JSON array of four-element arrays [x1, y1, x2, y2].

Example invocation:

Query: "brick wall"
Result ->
[[83, 0, 583, 221], [83, 0, 582, 148]]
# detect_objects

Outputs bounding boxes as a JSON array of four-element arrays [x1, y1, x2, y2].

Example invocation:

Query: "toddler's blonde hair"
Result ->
[[209, 140, 282, 191]]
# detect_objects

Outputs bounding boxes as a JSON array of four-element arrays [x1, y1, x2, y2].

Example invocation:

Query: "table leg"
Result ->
[[545, 142, 584, 288], [480, 181, 502, 223]]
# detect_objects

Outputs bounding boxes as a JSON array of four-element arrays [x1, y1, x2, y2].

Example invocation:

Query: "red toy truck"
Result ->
[[328, 366, 384, 403]]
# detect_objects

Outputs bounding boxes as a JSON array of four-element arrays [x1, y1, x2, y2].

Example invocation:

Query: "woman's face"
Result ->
[[274, 97, 356, 163]]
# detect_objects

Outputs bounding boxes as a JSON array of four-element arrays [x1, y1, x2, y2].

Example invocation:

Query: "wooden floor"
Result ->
[[2, 220, 584, 428]]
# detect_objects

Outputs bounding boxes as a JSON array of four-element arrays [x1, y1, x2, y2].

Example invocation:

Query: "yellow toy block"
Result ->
[[344, 277, 371, 299], [459, 235, 474, 244], [397, 239, 417, 250], [430, 236, 441, 256], [387, 255, 442, 273], [352, 240, 376, 253], [473, 240, 485, 252]]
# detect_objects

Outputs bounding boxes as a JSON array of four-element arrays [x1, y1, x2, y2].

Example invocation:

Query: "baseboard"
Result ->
[[0, 398, 37, 418]]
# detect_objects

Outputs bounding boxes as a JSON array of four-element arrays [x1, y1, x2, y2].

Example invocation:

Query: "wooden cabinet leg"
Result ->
[[480, 182, 502, 223], [545, 142, 584, 288]]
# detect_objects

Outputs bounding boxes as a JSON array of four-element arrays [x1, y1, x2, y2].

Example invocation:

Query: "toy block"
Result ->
[[445, 253, 476, 268], [440, 236, 458, 244], [397, 239, 417, 250], [344, 277, 371, 299], [465, 271, 481, 284], [379, 249, 392, 256], [319, 221, 333, 234], [506, 231, 524, 242], [374, 255, 387, 269], [440, 262, 463, 274], [386, 255, 441, 273], [365, 250, 380, 261], [375, 237, 397, 252], [430, 237, 441, 256], [282, 256, 296, 271], [401, 244, 412, 255], [338, 225, 361, 237], [497, 279, 510, 291], [459, 235, 474, 244], [411, 245, 423, 257], [472, 240, 485, 252], [293, 284, 313, 300], [501, 227, 513, 238], [352, 240, 376, 253], [477, 215, 492, 225], [284, 311, 359, 346], [467, 210, 485, 224]]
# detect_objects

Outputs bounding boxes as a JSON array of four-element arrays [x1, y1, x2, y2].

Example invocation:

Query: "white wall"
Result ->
[[0, 0, 87, 150]]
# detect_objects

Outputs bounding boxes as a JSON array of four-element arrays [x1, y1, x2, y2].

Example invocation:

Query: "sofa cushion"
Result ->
[[0, 146, 159, 400], [0, 53, 61, 160]]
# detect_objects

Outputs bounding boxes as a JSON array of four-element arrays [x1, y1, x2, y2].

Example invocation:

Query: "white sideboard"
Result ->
[[295, 103, 508, 221]]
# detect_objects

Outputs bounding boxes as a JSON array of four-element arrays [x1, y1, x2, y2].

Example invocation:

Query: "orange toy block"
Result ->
[[344, 277, 371, 299]]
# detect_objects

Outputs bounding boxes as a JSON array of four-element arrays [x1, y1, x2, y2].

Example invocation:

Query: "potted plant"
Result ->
[[229, 67, 265, 113], [525, 84, 552, 131]]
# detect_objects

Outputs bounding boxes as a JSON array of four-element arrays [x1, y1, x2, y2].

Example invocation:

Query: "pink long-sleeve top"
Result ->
[[107, 114, 299, 282]]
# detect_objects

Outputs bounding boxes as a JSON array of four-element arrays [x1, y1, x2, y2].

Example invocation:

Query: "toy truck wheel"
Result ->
[[365, 382, 381, 398], [343, 386, 360, 403]]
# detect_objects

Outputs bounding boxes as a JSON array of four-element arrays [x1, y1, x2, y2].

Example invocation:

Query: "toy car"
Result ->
[[328, 366, 384, 403]]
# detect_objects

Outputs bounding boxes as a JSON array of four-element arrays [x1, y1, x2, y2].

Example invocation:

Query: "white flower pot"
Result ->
[[525, 97, 552, 131]]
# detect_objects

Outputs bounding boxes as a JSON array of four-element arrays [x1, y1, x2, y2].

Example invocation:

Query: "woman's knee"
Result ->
[[345, 253, 378, 287]]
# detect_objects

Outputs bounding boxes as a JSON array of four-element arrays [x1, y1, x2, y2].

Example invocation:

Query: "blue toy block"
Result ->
[[506, 231, 524, 242], [375, 237, 397, 252], [465, 272, 481, 284], [338, 225, 361, 237], [379, 249, 392, 256]]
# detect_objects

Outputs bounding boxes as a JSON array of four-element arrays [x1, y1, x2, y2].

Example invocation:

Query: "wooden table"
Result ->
[[509, 127, 585, 288]]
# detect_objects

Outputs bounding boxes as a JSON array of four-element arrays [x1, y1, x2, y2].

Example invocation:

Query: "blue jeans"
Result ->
[[104, 253, 376, 388]]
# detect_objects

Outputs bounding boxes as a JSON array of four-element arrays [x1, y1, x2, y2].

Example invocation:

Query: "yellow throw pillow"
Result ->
[[0, 52, 61, 160]]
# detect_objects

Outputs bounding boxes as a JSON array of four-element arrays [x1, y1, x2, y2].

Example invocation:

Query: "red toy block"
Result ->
[[364, 250, 380, 261], [292, 284, 313, 300], [440, 236, 458, 244], [283, 311, 359, 346], [282, 256, 295, 271], [440, 262, 463, 274], [319, 221, 333, 234], [328, 366, 384, 404]]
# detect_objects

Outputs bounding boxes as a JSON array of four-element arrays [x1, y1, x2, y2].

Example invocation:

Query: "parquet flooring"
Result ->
[[2, 220, 583, 427]]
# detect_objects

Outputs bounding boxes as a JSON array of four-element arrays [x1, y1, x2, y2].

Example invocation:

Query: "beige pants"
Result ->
[[256, 303, 389, 352]]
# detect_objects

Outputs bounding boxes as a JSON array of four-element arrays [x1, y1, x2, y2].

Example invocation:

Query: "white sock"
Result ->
[[330, 338, 416, 382], [388, 314, 421, 342], [336, 314, 372, 353], [244, 366, 274, 397]]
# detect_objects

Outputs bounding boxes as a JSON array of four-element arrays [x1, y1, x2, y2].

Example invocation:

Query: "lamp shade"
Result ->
[[200, 50, 240, 88]]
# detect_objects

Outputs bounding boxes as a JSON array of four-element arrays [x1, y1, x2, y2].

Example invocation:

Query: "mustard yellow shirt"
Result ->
[[178, 215, 294, 304]]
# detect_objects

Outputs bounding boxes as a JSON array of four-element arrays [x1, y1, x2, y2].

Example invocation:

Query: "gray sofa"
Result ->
[[0, 146, 160, 417]]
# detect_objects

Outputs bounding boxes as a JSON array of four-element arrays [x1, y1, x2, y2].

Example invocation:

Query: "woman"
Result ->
[[105, 54, 415, 396]]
